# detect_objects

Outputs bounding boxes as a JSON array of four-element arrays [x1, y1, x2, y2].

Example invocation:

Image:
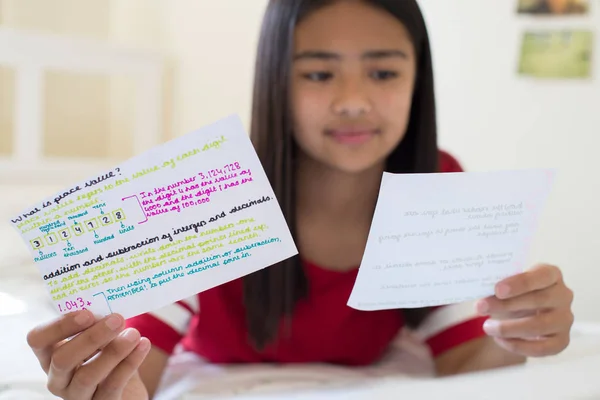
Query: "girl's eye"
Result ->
[[302, 72, 333, 82], [370, 70, 398, 80]]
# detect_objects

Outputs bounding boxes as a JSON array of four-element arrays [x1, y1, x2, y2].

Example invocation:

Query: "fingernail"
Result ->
[[496, 283, 511, 298], [119, 328, 140, 342], [105, 315, 122, 331], [74, 312, 91, 326], [483, 319, 500, 336], [137, 337, 151, 352], [476, 300, 489, 315]]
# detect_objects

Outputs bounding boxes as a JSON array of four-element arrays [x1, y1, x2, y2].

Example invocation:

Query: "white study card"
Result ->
[[347, 169, 555, 311], [9, 114, 298, 319]]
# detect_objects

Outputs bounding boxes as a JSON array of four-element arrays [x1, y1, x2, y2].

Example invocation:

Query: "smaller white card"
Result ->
[[347, 169, 555, 311]]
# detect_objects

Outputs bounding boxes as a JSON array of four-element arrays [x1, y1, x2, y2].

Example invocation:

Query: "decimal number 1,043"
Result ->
[[58, 297, 92, 312]]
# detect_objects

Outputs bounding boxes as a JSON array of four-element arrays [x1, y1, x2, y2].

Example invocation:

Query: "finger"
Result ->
[[495, 264, 561, 299], [477, 284, 569, 315], [93, 338, 151, 400], [478, 307, 535, 320], [27, 310, 95, 373], [47, 314, 125, 395], [493, 334, 570, 357], [66, 328, 141, 399], [482, 308, 573, 339]]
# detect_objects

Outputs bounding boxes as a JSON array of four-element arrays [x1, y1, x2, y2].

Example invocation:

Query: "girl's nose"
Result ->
[[331, 79, 372, 117]]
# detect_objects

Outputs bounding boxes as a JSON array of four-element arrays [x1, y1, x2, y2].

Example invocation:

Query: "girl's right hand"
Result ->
[[26, 310, 151, 400]]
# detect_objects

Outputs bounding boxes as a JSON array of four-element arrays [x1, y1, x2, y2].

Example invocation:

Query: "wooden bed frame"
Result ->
[[0, 28, 164, 183]]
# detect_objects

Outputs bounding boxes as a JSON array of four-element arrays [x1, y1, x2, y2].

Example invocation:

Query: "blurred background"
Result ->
[[0, 0, 598, 396]]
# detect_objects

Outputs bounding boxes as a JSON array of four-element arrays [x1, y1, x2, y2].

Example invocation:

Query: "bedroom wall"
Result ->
[[417, 0, 600, 323]]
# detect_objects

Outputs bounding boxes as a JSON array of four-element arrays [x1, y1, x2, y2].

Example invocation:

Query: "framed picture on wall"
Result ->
[[517, 0, 590, 15], [517, 30, 593, 79]]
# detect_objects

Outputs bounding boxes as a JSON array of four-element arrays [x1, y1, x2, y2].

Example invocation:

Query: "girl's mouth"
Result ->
[[326, 129, 379, 145]]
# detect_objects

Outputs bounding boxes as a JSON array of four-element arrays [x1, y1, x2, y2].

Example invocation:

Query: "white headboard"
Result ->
[[0, 28, 165, 184]]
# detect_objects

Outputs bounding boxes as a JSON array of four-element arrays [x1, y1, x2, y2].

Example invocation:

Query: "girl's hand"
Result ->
[[26, 310, 151, 400], [476, 264, 574, 357]]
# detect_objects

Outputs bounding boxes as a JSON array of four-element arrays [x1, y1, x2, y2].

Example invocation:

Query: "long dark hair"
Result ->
[[245, 0, 439, 350]]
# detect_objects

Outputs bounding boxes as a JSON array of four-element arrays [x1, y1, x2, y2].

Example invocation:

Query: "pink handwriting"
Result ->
[[137, 162, 254, 218], [57, 297, 92, 313]]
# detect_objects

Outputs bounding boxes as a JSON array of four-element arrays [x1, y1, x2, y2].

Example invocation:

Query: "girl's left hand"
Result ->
[[475, 264, 574, 357]]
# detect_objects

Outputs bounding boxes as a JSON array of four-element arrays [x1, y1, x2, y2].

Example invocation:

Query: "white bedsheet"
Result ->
[[2, 326, 600, 400], [2, 261, 599, 400], [158, 326, 600, 400]]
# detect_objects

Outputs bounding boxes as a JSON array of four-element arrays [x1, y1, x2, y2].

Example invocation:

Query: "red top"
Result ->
[[126, 150, 488, 364]]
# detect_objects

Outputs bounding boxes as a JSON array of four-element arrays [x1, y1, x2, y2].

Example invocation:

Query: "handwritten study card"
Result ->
[[347, 169, 555, 311], [9, 115, 298, 319]]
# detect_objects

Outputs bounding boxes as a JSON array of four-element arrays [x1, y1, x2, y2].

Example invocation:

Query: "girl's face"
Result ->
[[291, 0, 417, 174]]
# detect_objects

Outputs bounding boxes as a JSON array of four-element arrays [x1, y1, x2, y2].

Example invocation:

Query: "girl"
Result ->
[[26, 1, 574, 399]]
